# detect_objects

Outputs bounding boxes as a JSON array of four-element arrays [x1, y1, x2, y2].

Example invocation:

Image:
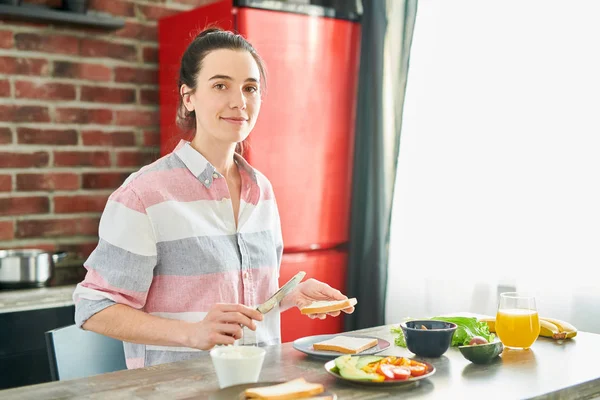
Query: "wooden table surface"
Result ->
[[3, 324, 600, 400]]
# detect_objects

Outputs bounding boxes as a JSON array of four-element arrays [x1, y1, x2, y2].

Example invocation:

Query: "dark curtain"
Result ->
[[345, 0, 419, 330]]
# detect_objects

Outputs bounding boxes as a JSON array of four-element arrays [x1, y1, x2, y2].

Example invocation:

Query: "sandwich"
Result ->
[[312, 335, 378, 354], [299, 298, 357, 315], [244, 378, 326, 399]]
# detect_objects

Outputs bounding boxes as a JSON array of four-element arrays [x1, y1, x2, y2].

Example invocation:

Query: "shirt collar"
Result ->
[[174, 140, 258, 188]]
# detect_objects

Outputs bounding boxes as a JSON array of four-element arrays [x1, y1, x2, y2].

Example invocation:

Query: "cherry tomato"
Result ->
[[377, 363, 396, 380], [409, 365, 427, 377], [391, 366, 411, 380]]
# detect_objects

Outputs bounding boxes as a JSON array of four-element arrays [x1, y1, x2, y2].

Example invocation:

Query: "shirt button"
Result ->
[[212, 173, 219, 179], [204, 179, 210, 185], [243, 271, 249, 279]]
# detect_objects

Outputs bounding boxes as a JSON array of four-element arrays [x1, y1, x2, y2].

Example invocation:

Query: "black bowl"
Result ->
[[400, 320, 457, 358]]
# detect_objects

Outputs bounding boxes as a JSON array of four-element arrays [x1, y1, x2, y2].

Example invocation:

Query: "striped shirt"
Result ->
[[73, 140, 284, 369]]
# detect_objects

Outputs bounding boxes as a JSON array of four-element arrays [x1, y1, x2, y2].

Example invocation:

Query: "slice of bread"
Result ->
[[299, 298, 357, 315], [312, 335, 378, 354], [244, 378, 324, 399]]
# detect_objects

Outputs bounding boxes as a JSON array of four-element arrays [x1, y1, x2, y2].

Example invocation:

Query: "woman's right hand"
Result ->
[[185, 303, 263, 350]]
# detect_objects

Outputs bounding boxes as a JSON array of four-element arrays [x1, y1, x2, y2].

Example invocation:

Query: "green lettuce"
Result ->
[[390, 316, 494, 347]]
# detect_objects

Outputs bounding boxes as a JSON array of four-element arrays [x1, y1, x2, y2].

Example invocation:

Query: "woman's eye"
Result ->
[[245, 86, 259, 93], [214, 83, 226, 90]]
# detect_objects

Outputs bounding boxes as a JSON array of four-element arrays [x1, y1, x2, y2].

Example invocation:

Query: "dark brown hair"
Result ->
[[176, 27, 267, 156]]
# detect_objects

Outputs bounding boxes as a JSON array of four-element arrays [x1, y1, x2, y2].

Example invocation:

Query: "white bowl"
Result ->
[[210, 346, 266, 388]]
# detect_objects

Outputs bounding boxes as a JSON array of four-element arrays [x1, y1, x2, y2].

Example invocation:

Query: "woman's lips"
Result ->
[[221, 117, 247, 125]]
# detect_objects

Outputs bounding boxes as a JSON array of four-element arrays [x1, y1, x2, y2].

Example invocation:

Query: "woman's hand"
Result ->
[[185, 303, 263, 350], [281, 278, 355, 320]]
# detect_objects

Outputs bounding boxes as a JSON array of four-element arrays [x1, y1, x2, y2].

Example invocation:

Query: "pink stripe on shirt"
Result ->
[[110, 186, 146, 214], [80, 267, 147, 309], [133, 168, 231, 207], [144, 272, 242, 313]]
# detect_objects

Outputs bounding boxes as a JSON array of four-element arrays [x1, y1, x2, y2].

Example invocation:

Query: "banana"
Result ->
[[539, 319, 566, 339], [540, 317, 578, 339]]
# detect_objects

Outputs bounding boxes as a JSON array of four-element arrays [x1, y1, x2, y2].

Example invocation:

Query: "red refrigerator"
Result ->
[[158, 0, 361, 342]]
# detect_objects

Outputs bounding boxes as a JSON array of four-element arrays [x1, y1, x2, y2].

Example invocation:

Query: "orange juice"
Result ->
[[496, 308, 540, 348]]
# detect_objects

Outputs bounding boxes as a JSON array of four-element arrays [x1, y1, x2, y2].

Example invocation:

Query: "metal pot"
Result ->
[[0, 249, 67, 289]]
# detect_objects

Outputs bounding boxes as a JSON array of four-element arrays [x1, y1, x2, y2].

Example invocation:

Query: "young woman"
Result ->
[[73, 28, 354, 369]]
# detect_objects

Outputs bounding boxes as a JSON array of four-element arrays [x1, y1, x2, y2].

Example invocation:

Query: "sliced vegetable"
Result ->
[[377, 364, 396, 380], [361, 362, 379, 374], [380, 356, 397, 365], [409, 365, 427, 377], [391, 366, 411, 380], [355, 356, 383, 370], [410, 359, 427, 368], [337, 355, 431, 382], [395, 357, 411, 367]]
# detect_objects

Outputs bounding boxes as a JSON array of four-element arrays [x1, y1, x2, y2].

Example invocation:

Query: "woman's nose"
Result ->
[[229, 89, 247, 109]]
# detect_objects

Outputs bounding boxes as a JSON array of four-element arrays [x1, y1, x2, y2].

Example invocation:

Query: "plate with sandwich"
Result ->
[[324, 354, 436, 387], [293, 333, 390, 358], [208, 378, 336, 399]]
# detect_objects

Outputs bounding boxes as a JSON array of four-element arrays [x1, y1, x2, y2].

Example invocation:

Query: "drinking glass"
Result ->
[[496, 292, 540, 349]]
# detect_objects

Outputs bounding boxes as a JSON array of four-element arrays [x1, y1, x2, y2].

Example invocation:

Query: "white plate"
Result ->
[[292, 333, 390, 358]]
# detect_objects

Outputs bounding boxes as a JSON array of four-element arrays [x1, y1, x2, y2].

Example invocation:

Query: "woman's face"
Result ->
[[182, 49, 262, 147]]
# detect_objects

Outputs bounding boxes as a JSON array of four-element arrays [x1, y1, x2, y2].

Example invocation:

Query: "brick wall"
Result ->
[[0, 0, 216, 258]]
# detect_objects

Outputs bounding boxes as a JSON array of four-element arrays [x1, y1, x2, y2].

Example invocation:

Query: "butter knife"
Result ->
[[239, 271, 305, 346], [256, 271, 306, 314]]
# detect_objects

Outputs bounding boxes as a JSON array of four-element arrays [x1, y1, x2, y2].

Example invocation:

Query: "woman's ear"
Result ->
[[180, 85, 194, 112]]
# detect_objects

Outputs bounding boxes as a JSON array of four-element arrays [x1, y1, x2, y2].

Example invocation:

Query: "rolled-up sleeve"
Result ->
[[73, 185, 157, 328]]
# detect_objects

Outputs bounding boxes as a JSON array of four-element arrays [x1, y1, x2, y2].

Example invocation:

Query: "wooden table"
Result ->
[[3, 324, 600, 399]]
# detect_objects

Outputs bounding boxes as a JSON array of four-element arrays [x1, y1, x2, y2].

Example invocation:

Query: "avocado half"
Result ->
[[333, 355, 382, 381], [458, 341, 504, 364]]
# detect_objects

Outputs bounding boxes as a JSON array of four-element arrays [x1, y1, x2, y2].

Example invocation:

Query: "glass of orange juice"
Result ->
[[496, 292, 540, 349]]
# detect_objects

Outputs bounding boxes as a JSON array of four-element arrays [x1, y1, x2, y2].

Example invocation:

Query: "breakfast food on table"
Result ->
[[538, 317, 578, 339], [395, 319, 458, 357], [331, 355, 432, 382], [244, 378, 325, 399], [458, 340, 504, 364], [300, 298, 357, 315], [479, 316, 578, 340], [391, 316, 494, 348], [468, 336, 489, 345], [312, 335, 378, 354]]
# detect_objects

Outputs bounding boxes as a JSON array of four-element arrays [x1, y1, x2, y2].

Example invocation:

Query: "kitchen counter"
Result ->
[[0, 285, 76, 314], [2, 322, 600, 399]]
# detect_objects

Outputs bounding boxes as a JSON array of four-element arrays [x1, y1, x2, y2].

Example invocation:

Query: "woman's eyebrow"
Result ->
[[209, 75, 259, 83]]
